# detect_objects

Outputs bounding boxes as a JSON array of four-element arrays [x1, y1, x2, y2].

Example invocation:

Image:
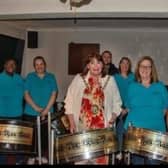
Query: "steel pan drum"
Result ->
[[55, 127, 118, 163], [124, 126, 168, 162], [0, 119, 34, 154]]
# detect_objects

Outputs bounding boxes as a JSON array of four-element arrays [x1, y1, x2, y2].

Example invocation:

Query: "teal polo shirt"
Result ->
[[24, 72, 58, 116], [0, 71, 24, 117], [124, 81, 168, 132], [114, 72, 135, 108]]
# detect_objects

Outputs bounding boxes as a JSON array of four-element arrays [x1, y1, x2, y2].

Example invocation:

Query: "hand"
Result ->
[[35, 106, 43, 113], [41, 108, 49, 117], [41, 116, 46, 121], [121, 108, 128, 117], [108, 113, 117, 127], [69, 121, 76, 134]]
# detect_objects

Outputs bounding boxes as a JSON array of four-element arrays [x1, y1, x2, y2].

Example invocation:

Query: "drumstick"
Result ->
[[48, 112, 51, 164], [50, 129, 54, 165], [37, 116, 42, 165]]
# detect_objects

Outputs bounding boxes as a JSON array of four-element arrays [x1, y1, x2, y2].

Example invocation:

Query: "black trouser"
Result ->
[[22, 114, 48, 157]]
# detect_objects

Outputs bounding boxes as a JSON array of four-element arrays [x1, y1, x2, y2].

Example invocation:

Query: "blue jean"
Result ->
[[116, 115, 126, 152], [131, 154, 161, 165]]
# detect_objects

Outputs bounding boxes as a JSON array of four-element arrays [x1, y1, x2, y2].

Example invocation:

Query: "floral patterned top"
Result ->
[[79, 77, 105, 131]]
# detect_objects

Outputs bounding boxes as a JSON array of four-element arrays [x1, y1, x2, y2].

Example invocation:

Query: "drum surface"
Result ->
[[124, 126, 168, 162], [55, 127, 118, 163], [0, 119, 34, 154]]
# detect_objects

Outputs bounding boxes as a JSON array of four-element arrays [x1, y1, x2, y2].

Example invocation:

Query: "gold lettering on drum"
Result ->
[[56, 129, 118, 161], [0, 124, 33, 145], [141, 137, 168, 149], [64, 135, 106, 151]]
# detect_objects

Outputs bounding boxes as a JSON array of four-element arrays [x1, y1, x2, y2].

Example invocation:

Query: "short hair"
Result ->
[[4, 57, 17, 65], [135, 56, 158, 83], [101, 50, 112, 58], [33, 56, 46, 67]]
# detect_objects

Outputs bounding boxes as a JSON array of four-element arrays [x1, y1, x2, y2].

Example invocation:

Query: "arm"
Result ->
[[105, 76, 122, 125], [24, 91, 43, 113], [64, 86, 76, 133], [41, 91, 57, 116], [110, 77, 122, 125], [121, 108, 128, 117], [41, 74, 58, 117], [24, 73, 43, 113], [67, 114, 76, 134], [64, 75, 80, 133]]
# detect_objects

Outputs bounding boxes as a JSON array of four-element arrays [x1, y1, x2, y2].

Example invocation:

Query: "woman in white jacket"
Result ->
[[64, 52, 122, 164]]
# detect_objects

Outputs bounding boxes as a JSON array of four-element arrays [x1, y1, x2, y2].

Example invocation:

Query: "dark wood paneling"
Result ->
[[68, 43, 100, 75]]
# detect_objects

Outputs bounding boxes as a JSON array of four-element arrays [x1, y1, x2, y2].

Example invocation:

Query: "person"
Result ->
[[0, 57, 24, 164], [124, 56, 168, 165], [114, 57, 135, 162], [101, 50, 118, 75], [64, 52, 122, 165], [23, 56, 58, 164]]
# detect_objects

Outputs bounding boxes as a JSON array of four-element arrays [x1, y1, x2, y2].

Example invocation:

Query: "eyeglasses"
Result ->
[[139, 65, 152, 70]]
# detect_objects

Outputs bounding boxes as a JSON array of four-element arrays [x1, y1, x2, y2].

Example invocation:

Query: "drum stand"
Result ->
[[50, 129, 54, 165], [48, 112, 55, 165], [48, 112, 51, 164], [111, 153, 115, 165], [37, 116, 42, 165], [110, 123, 116, 165], [125, 152, 131, 165], [36, 112, 53, 165]]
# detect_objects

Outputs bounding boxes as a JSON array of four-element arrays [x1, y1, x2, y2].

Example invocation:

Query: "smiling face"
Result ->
[[139, 59, 152, 81], [120, 59, 130, 74], [34, 58, 46, 74], [87, 57, 103, 77], [4, 59, 16, 75], [102, 52, 112, 65]]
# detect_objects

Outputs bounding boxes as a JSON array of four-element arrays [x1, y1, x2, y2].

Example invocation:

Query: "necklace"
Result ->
[[82, 75, 110, 90]]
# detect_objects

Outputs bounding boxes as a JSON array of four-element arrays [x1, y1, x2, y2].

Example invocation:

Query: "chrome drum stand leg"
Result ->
[[111, 153, 115, 165], [125, 152, 131, 165], [37, 116, 42, 165]]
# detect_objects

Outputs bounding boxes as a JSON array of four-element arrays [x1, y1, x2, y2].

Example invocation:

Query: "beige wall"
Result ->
[[0, 22, 25, 39], [22, 28, 168, 102]]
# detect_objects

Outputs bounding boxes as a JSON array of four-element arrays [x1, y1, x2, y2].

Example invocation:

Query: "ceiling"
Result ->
[[1, 0, 168, 30]]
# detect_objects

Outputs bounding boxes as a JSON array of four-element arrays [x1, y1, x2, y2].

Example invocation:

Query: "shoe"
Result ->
[[116, 152, 122, 161], [27, 158, 35, 165], [42, 157, 48, 164], [35, 157, 48, 164]]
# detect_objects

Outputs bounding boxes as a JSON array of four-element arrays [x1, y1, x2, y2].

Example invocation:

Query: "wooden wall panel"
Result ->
[[68, 43, 100, 75]]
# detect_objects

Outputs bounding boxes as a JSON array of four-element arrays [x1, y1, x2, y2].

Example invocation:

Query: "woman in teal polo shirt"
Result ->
[[124, 56, 168, 165], [114, 57, 134, 162], [23, 56, 58, 164]]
